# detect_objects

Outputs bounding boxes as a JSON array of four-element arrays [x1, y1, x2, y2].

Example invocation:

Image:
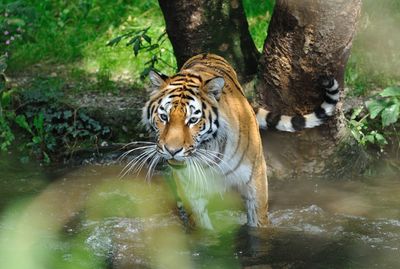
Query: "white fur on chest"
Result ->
[[176, 132, 252, 197]]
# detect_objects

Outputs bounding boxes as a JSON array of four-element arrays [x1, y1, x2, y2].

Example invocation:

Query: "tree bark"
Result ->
[[158, 0, 259, 82], [257, 0, 364, 180]]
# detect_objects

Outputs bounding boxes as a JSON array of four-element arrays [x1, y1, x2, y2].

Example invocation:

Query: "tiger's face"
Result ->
[[143, 70, 225, 163]]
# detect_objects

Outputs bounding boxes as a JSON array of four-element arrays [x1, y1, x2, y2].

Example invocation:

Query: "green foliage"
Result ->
[[348, 107, 388, 148], [0, 75, 111, 163], [366, 86, 400, 127], [7, 0, 139, 67], [0, 1, 34, 56], [107, 27, 175, 78], [3, 0, 175, 88], [348, 86, 400, 149], [345, 0, 400, 96], [243, 0, 275, 51], [0, 54, 15, 151], [14, 81, 111, 163]]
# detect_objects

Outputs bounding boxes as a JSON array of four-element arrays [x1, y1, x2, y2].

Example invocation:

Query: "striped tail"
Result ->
[[255, 77, 339, 132]]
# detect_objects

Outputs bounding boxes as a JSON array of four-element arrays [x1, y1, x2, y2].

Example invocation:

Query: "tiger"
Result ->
[[140, 53, 339, 229]]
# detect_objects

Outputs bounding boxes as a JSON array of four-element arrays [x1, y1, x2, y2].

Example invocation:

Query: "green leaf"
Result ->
[[381, 102, 400, 127], [350, 128, 361, 143], [146, 44, 159, 52], [43, 152, 51, 164], [1, 89, 13, 107], [0, 56, 7, 73], [32, 136, 42, 144], [15, 115, 33, 134], [366, 99, 387, 119], [374, 133, 388, 145], [33, 113, 44, 131], [140, 67, 151, 80], [106, 36, 122, 47], [133, 39, 141, 57], [141, 26, 151, 34], [126, 36, 139, 46], [63, 110, 73, 119], [380, 86, 400, 97], [142, 34, 151, 44], [365, 134, 375, 144], [350, 107, 363, 120]]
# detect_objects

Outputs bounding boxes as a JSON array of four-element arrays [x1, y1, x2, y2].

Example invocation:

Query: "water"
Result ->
[[0, 155, 399, 268]]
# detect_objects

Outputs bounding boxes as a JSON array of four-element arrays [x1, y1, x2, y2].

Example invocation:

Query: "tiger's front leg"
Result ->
[[238, 163, 269, 227], [188, 197, 214, 230], [173, 169, 214, 230]]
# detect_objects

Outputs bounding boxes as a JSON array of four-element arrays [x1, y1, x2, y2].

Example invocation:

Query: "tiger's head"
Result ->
[[142, 70, 225, 164]]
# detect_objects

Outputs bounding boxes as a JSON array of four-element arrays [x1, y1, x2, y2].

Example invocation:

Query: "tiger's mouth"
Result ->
[[167, 159, 187, 169]]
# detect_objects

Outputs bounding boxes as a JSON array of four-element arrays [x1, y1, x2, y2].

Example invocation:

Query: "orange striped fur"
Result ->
[[143, 53, 268, 228], [141, 53, 338, 229]]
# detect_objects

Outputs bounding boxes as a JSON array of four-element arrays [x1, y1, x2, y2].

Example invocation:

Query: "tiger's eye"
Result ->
[[188, 117, 198, 124], [160, 114, 168, 121]]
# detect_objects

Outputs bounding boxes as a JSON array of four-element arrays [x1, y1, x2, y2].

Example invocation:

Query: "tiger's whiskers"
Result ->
[[119, 143, 159, 179]]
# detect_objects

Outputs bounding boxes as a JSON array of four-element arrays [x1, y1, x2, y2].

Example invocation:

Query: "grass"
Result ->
[[2, 0, 399, 95], [345, 0, 400, 95], [243, 0, 275, 51], [4, 0, 175, 90]]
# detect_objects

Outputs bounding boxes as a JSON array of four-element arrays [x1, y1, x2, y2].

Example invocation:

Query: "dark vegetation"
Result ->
[[0, 0, 399, 164]]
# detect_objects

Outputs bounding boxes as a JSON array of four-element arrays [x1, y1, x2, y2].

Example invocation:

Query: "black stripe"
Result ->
[[168, 94, 181, 98], [212, 106, 218, 117], [171, 74, 186, 79], [225, 127, 250, 176], [185, 95, 195, 101], [188, 73, 203, 82], [186, 88, 196, 96], [320, 76, 334, 88], [147, 98, 158, 117], [266, 112, 281, 129], [150, 105, 157, 124], [327, 89, 339, 95], [146, 105, 151, 120], [190, 66, 243, 96], [314, 107, 328, 120], [212, 131, 218, 138], [324, 95, 338, 104], [325, 78, 334, 88], [194, 109, 201, 115], [291, 115, 305, 131]]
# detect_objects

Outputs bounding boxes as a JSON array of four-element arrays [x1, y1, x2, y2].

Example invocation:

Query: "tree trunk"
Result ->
[[158, 0, 259, 82], [257, 0, 364, 180]]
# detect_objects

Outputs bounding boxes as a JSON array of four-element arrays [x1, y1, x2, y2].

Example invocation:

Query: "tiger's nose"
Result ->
[[164, 146, 183, 157]]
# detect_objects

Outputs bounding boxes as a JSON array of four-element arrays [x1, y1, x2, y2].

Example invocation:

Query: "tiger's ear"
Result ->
[[204, 77, 225, 100], [149, 70, 168, 88]]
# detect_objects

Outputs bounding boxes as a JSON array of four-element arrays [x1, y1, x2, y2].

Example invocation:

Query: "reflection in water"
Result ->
[[0, 160, 399, 268]]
